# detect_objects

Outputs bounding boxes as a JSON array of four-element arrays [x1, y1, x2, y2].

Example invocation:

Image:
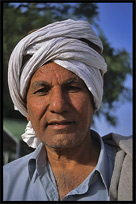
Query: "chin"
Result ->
[[39, 131, 85, 150], [44, 138, 83, 152]]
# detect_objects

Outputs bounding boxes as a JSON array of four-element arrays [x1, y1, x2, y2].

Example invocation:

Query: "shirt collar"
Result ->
[[92, 130, 111, 190], [28, 143, 47, 180]]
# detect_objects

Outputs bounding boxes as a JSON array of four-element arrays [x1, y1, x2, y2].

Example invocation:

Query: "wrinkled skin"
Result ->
[[26, 62, 94, 151]]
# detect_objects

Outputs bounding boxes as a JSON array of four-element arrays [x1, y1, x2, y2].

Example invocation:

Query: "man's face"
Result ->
[[26, 62, 94, 150]]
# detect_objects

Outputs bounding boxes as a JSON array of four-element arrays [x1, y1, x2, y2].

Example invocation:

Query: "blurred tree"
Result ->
[[3, 2, 55, 119], [96, 31, 132, 126], [3, 2, 132, 126]]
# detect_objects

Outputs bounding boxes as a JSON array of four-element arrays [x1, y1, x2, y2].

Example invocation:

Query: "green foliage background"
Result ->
[[3, 3, 132, 126]]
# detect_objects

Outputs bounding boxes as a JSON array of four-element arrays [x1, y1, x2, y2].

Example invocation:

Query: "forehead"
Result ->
[[31, 62, 81, 84]]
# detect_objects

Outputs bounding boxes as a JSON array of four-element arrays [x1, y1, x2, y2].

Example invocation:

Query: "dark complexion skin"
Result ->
[[26, 62, 100, 200]]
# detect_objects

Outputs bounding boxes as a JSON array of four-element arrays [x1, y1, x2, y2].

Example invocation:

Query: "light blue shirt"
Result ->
[[3, 130, 115, 201]]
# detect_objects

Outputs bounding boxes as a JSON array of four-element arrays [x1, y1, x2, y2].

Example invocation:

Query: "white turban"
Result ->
[[8, 19, 107, 148]]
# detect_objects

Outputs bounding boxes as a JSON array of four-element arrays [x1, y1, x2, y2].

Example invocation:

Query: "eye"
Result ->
[[66, 85, 81, 92], [34, 87, 50, 95]]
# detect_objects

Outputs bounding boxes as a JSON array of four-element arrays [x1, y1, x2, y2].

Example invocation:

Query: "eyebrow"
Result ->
[[31, 81, 50, 90], [31, 77, 82, 90], [63, 77, 82, 85]]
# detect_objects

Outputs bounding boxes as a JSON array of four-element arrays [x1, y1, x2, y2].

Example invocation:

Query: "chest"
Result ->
[[53, 167, 94, 200]]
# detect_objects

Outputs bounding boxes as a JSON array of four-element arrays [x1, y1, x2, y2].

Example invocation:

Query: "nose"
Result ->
[[49, 86, 69, 114]]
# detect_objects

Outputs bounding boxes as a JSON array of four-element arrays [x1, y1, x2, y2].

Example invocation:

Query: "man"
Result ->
[[3, 19, 132, 201]]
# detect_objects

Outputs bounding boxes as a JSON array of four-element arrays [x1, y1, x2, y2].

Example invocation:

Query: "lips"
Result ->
[[48, 120, 74, 126], [46, 119, 76, 131]]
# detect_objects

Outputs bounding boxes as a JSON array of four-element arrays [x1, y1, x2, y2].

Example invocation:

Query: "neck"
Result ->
[[45, 133, 100, 170]]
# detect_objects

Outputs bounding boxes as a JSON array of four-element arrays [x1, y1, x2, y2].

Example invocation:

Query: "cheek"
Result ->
[[71, 93, 93, 121], [27, 97, 48, 121]]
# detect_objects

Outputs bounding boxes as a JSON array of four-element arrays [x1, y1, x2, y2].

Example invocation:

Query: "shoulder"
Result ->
[[3, 147, 39, 188], [103, 133, 133, 201], [3, 143, 43, 172], [102, 133, 132, 158], [3, 144, 44, 201], [4, 151, 34, 173], [3, 152, 33, 200]]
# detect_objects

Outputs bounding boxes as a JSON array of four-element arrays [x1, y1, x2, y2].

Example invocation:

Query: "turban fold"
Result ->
[[8, 19, 107, 148]]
